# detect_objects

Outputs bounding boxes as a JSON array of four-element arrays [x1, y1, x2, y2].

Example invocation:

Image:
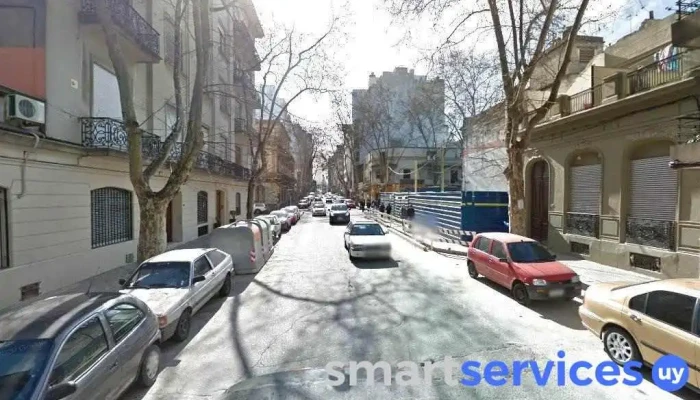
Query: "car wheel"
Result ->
[[138, 345, 161, 387], [219, 273, 232, 297], [603, 327, 641, 365], [173, 309, 191, 342], [511, 282, 531, 306], [467, 261, 479, 279]]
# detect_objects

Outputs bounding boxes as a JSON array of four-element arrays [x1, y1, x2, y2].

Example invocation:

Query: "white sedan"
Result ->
[[343, 220, 392, 260], [120, 248, 234, 342], [256, 215, 282, 239]]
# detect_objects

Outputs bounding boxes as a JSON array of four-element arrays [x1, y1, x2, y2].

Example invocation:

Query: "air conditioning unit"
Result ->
[[5, 94, 45, 124]]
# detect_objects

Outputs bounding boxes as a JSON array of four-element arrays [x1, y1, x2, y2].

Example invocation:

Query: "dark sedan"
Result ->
[[0, 292, 161, 400]]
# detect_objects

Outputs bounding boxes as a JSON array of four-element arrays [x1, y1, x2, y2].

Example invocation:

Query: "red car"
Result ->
[[467, 232, 582, 305], [346, 199, 356, 209]]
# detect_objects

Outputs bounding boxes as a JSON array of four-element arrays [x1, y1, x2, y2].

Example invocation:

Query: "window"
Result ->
[[645, 291, 696, 332], [629, 293, 647, 312], [218, 27, 227, 57], [207, 249, 227, 266], [402, 169, 411, 180], [164, 104, 178, 138], [0, 6, 36, 47], [450, 169, 459, 184], [579, 47, 595, 64], [219, 77, 231, 115], [490, 241, 507, 259], [91, 187, 133, 248], [0, 187, 8, 268], [193, 257, 212, 277], [476, 238, 491, 252], [92, 64, 122, 120], [197, 191, 208, 224], [235, 192, 241, 215], [105, 304, 145, 344], [49, 317, 108, 385], [235, 145, 242, 164]]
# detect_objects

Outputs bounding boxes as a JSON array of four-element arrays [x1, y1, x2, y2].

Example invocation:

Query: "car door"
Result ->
[[626, 290, 699, 388], [47, 316, 121, 400], [102, 303, 149, 396], [471, 237, 493, 279], [192, 256, 215, 311], [344, 222, 354, 248], [206, 250, 229, 283], [487, 241, 512, 288]]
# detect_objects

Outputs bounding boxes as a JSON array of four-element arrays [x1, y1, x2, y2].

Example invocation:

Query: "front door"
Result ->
[[216, 191, 224, 227], [166, 201, 173, 243], [530, 160, 549, 242]]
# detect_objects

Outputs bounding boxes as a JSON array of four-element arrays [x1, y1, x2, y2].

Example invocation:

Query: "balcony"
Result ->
[[542, 52, 696, 122], [79, 0, 160, 62], [81, 117, 250, 180], [565, 212, 600, 238], [234, 118, 247, 133], [233, 23, 260, 71], [625, 217, 676, 251]]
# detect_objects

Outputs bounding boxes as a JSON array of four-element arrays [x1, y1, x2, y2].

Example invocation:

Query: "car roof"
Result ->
[[478, 232, 535, 244], [0, 292, 123, 340], [147, 248, 211, 263], [648, 279, 700, 293], [352, 219, 378, 225]]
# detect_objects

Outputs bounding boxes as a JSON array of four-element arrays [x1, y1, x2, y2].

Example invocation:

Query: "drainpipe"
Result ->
[[19, 131, 41, 198]]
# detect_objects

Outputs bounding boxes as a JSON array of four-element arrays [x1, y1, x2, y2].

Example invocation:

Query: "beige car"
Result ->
[[579, 279, 700, 388]]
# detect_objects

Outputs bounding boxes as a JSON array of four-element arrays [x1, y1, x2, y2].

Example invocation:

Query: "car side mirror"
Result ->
[[46, 382, 78, 400], [192, 275, 206, 284], [498, 258, 509, 263]]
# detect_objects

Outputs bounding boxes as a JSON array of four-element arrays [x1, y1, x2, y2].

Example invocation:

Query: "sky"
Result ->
[[252, 0, 678, 126]]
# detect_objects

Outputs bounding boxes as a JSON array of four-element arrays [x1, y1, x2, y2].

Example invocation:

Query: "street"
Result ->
[[122, 210, 695, 400]]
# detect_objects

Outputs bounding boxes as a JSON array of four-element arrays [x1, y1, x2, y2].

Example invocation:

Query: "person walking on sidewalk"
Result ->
[[386, 203, 392, 216], [379, 203, 385, 213]]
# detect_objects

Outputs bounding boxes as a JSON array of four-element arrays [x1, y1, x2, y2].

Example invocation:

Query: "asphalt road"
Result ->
[[122, 210, 694, 400]]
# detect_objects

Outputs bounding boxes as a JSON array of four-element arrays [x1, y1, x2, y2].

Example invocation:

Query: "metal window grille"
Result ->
[[91, 187, 133, 248], [197, 191, 208, 224]]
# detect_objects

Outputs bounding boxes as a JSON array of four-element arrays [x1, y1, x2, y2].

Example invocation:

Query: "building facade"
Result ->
[[524, 11, 700, 278], [0, 0, 263, 308], [259, 119, 296, 207]]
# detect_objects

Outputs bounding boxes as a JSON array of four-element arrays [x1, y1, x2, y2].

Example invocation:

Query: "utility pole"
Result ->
[[440, 146, 445, 192], [414, 159, 418, 193]]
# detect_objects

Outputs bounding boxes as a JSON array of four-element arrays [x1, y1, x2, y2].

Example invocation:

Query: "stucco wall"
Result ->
[[526, 97, 700, 278], [0, 140, 248, 308]]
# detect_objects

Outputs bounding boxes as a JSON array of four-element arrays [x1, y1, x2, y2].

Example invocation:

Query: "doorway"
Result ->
[[216, 190, 225, 228], [166, 201, 173, 243], [529, 160, 549, 242]]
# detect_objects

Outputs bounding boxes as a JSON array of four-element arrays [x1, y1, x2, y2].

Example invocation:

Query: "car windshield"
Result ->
[[128, 261, 191, 289], [507, 241, 556, 263], [0, 339, 53, 400], [351, 224, 383, 235], [331, 205, 348, 211], [313, 203, 324, 207], [325, 199, 333, 203], [272, 212, 286, 217]]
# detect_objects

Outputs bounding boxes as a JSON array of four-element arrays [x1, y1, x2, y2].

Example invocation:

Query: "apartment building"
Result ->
[[0, 0, 263, 307], [258, 119, 296, 207], [523, 10, 700, 278]]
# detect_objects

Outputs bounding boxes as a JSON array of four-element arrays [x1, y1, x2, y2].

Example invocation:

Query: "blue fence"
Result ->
[[378, 190, 509, 242]]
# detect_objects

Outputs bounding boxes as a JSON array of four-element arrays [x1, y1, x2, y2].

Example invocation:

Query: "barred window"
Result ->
[[90, 187, 133, 248], [197, 191, 208, 224], [235, 192, 241, 215]]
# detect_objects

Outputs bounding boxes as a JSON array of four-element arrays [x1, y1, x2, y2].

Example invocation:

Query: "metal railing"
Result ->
[[628, 53, 686, 95], [81, 117, 251, 180], [570, 89, 594, 114], [625, 217, 676, 250], [565, 212, 600, 238], [79, 0, 160, 59]]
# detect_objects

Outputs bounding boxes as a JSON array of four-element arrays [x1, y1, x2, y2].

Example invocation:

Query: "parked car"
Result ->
[[120, 248, 234, 342], [0, 292, 161, 400], [346, 199, 356, 209], [298, 199, 310, 209], [256, 215, 282, 240], [270, 210, 292, 231], [344, 220, 391, 260], [579, 279, 699, 378], [253, 203, 267, 215], [312, 202, 327, 216], [284, 206, 301, 221], [328, 204, 350, 225], [467, 233, 582, 305], [324, 198, 334, 212]]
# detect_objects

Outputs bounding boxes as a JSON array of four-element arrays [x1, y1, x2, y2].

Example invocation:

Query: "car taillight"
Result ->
[[158, 315, 168, 328]]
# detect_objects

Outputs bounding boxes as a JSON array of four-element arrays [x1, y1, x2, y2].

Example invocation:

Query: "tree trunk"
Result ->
[[246, 177, 255, 219], [506, 145, 527, 236], [137, 196, 168, 263]]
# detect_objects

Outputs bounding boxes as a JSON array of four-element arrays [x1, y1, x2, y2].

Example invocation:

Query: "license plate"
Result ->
[[549, 289, 565, 297]]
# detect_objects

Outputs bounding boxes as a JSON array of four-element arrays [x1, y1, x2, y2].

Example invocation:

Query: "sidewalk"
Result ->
[[365, 210, 656, 289]]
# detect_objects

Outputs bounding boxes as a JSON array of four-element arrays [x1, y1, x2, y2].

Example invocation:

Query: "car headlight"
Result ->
[[570, 275, 580, 283], [531, 279, 547, 286], [345, 212, 350, 216]]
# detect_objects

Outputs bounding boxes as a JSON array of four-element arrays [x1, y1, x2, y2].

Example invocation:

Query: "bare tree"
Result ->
[[96, 0, 211, 262], [387, 0, 593, 234]]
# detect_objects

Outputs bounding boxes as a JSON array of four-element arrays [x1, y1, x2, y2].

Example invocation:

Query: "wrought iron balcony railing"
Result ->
[[625, 217, 676, 250], [81, 117, 250, 180], [79, 0, 160, 59], [565, 212, 600, 238]]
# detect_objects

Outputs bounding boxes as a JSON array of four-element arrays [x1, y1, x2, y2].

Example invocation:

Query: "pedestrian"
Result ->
[[386, 203, 392, 216], [379, 203, 385, 213], [406, 205, 415, 220], [401, 205, 407, 219]]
